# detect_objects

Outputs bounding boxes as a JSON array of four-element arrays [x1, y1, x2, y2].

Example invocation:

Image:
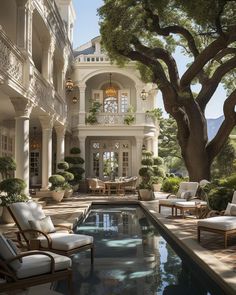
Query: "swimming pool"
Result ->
[[57, 204, 225, 295]]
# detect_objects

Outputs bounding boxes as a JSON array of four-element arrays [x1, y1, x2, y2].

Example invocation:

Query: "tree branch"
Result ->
[[207, 89, 236, 162], [131, 37, 180, 88], [196, 56, 236, 111]]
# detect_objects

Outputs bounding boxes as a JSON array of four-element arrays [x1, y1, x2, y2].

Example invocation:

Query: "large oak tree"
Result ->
[[99, 0, 236, 181]]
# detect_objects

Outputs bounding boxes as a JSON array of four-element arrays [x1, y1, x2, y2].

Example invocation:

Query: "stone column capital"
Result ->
[[54, 124, 66, 137], [11, 98, 33, 118], [39, 115, 55, 130]]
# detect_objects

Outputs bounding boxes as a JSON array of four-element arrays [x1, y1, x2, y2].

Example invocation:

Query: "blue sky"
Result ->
[[72, 0, 226, 119]]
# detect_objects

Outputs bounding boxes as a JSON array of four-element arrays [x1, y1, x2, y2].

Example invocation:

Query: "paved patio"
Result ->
[[0, 193, 236, 294]]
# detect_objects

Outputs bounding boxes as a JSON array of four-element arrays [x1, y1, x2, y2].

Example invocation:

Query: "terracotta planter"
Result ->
[[51, 190, 65, 202], [1, 206, 14, 223], [139, 189, 153, 201]]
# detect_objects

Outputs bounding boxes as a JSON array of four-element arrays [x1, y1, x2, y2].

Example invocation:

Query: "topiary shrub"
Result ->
[[207, 187, 234, 211], [0, 157, 17, 179], [162, 177, 182, 194], [141, 158, 154, 166], [48, 175, 65, 191], [153, 157, 164, 166], [57, 161, 69, 170], [70, 147, 81, 154], [64, 156, 85, 165], [57, 171, 74, 182]]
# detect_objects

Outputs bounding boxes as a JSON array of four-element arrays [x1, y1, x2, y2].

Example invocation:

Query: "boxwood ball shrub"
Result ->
[[0, 157, 17, 179], [57, 161, 69, 170], [48, 175, 65, 190], [57, 171, 74, 182]]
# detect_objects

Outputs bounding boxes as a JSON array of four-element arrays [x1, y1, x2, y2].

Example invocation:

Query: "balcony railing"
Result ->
[[70, 112, 157, 128], [0, 27, 24, 86], [76, 54, 110, 63]]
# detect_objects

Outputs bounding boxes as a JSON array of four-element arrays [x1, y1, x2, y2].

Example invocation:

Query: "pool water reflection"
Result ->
[[57, 205, 219, 295]]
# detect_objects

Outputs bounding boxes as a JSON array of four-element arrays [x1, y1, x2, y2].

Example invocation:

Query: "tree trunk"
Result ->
[[182, 138, 211, 181]]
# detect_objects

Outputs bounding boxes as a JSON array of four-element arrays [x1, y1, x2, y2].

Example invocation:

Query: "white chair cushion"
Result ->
[[0, 234, 21, 270], [29, 216, 56, 235], [37, 233, 93, 251], [15, 251, 71, 279], [159, 199, 187, 205], [9, 201, 45, 231], [198, 216, 236, 231], [176, 182, 199, 198], [175, 201, 207, 208]]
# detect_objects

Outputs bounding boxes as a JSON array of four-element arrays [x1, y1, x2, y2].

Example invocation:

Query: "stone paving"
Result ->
[[0, 193, 236, 294]]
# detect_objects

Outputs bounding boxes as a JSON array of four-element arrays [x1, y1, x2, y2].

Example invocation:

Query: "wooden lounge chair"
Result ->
[[0, 234, 73, 293], [197, 192, 236, 248], [87, 178, 106, 194], [158, 182, 199, 216], [7, 201, 94, 263]]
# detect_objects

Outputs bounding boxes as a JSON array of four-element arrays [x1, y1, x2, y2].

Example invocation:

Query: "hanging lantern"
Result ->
[[105, 73, 117, 97]]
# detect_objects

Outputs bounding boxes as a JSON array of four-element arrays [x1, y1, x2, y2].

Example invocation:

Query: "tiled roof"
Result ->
[[74, 46, 95, 57]]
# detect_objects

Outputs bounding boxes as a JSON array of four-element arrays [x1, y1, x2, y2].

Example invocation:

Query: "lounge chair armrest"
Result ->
[[19, 229, 52, 249], [54, 224, 73, 233], [6, 251, 56, 273]]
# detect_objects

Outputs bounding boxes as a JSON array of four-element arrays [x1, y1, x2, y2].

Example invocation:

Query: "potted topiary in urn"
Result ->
[[48, 174, 65, 202], [57, 161, 74, 198], [0, 178, 29, 223], [138, 150, 154, 201]]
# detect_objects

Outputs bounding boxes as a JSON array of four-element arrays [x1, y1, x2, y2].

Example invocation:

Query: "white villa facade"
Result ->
[[0, 0, 159, 192]]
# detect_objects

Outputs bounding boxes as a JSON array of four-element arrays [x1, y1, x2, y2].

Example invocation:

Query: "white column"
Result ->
[[11, 98, 33, 194], [39, 116, 54, 189], [135, 85, 146, 124], [55, 125, 66, 164], [42, 40, 50, 81], [152, 137, 158, 157], [135, 136, 144, 177], [79, 85, 86, 124], [16, 0, 33, 56]]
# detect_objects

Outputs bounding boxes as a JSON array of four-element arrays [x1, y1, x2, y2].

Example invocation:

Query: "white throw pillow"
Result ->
[[224, 203, 236, 216], [28, 216, 56, 237]]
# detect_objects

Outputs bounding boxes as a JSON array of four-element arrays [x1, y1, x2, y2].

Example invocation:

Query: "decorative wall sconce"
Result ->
[[141, 89, 148, 101]]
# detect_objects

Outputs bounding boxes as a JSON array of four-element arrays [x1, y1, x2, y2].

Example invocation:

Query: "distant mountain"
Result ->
[[207, 115, 224, 141]]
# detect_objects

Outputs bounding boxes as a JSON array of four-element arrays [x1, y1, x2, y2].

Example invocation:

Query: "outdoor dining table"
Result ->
[[104, 180, 126, 195]]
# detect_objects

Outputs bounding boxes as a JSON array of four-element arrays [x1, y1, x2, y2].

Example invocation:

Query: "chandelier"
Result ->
[[105, 73, 117, 97], [30, 127, 40, 150]]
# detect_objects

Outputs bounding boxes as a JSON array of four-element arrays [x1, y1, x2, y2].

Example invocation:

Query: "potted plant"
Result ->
[[48, 174, 65, 202], [124, 105, 135, 125], [65, 147, 85, 192], [85, 101, 102, 125], [151, 156, 165, 191], [57, 161, 74, 198], [138, 150, 154, 201], [0, 178, 28, 223]]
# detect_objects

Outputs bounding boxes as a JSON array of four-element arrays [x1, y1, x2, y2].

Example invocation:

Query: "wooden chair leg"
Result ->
[[197, 228, 201, 243], [91, 245, 94, 264], [68, 271, 73, 295], [158, 205, 161, 213]]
